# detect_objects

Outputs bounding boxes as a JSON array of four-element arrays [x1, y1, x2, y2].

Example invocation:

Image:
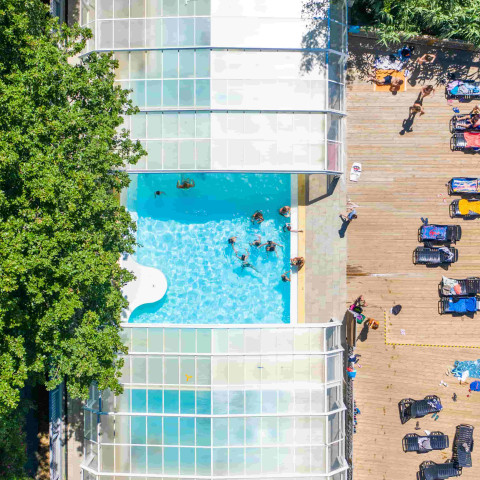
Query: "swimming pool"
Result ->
[[125, 173, 292, 324]]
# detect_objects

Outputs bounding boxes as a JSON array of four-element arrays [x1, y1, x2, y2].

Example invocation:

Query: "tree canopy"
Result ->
[[351, 0, 480, 47], [0, 0, 141, 475]]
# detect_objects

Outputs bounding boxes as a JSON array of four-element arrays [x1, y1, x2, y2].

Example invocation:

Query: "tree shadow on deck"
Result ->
[[348, 35, 480, 88]]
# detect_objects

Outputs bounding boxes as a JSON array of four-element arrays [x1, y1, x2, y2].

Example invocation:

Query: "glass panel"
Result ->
[[163, 50, 178, 78], [196, 140, 210, 169], [229, 417, 244, 446], [196, 113, 210, 138], [229, 390, 244, 414], [131, 357, 146, 383], [180, 417, 195, 446], [147, 416, 163, 444], [146, 18, 162, 47], [131, 445, 146, 474], [180, 447, 195, 475], [213, 418, 228, 446], [131, 416, 146, 444], [278, 417, 294, 445], [114, 0, 129, 18], [164, 357, 179, 384], [131, 0, 145, 17], [327, 354, 341, 382], [196, 418, 211, 446], [130, 80, 145, 108], [311, 416, 326, 444], [146, 0, 162, 17], [195, 0, 210, 15], [163, 142, 178, 169], [180, 356, 195, 384], [165, 329, 179, 352], [295, 446, 310, 473], [146, 80, 162, 107], [196, 357, 211, 385], [212, 357, 228, 385], [115, 415, 130, 443], [180, 390, 195, 414], [148, 328, 163, 352], [195, 17, 210, 46], [116, 388, 130, 412], [245, 447, 260, 474], [101, 444, 114, 472], [213, 329, 228, 353], [330, 21, 345, 52], [132, 389, 147, 412], [311, 388, 326, 413], [148, 388, 163, 413], [130, 19, 146, 48], [262, 417, 277, 445], [196, 390, 211, 414], [115, 52, 129, 79], [163, 447, 179, 474], [262, 390, 277, 414], [114, 19, 129, 48], [130, 51, 145, 79], [146, 51, 162, 79], [179, 0, 194, 15], [328, 412, 343, 443], [147, 113, 163, 138], [131, 113, 146, 139], [99, 20, 113, 49], [164, 390, 179, 413], [163, 80, 178, 107], [195, 79, 210, 106], [148, 357, 163, 384], [115, 445, 130, 473], [212, 390, 228, 414], [179, 113, 195, 138], [147, 446, 163, 474], [148, 140, 162, 169], [178, 80, 194, 107], [98, 0, 113, 19], [213, 448, 228, 476], [196, 50, 210, 77], [180, 328, 196, 352], [179, 140, 195, 169], [163, 113, 178, 137], [179, 49, 195, 78], [262, 446, 277, 473], [245, 390, 261, 414], [328, 385, 343, 411], [163, 0, 178, 16], [196, 447, 211, 475], [163, 18, 178, 46], [328, 81, 343, 111], [164, 417, 179, 445], [179, 18, 194, 46]]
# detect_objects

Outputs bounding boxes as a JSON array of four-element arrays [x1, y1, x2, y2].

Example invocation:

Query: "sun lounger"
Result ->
[[446, 79, 480, 100], [403, 432, 449, 453], [452, 424, 474, 467], [451, 132, 480, 151], [399, 395, 442, 424], [439, 277, 480, 296], [439, 296, 479, 314], [418, 460, 462, 480], [448, 177, 480, 195], [450, 199, 480, 218], [413, 247, 458, 265], [418, 224, 461, 244], [449, 115, 480, 133]]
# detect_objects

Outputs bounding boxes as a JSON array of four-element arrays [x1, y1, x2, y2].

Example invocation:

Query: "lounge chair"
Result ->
[[413, 247, 458, 265], [451, 132, 480, 151], [448, 177, 480, 195], [446, 79, 480, 100], [439, 296, 480, 314], [449, 114, 480, 133], [418, 460, 462, 480], [450, 199, 480, 218], [439, 277, 480, 296], [418, 224, 461, 244], [398, 395, 442, 424], [452, 424, 474, 467], [403, 432, 449, 453]]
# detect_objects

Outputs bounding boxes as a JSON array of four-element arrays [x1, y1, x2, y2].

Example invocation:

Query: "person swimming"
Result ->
[[259, 240, 283, 253], [236, 250, 249, 262], [241, 261, 258, 272], [279, 206, 291, 217], [228, 236, 237, 245], [154, 190, 166, 197], [249, 235, 262, 247], [283, 223, 303, 233], [291, 257, 305, 269], [281, 271, 291, 282], [177, 179, 195, 189], [251, 211, 264, 224]]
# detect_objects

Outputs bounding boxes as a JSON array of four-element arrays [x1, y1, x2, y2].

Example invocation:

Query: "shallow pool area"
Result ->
[[125, 173, 292, 324]]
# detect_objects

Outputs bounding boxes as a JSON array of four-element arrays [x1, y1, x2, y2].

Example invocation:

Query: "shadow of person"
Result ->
[[357, 322, 369, 342], [338, 216, 351, 238], [400, 93, 423, 135]]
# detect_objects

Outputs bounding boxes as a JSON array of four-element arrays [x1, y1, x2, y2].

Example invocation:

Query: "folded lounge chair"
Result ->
[[449, 114, 480, 133], [451, 131, 480, 151], [399, 395, 442, 424], [446, 79, 480, 100], [403, 432, 449, 453], [439, 277, 480, 296], [448, 177, 480, 195], [413, 247, 458, 265], [439, 296, 479, 314], [452, 424, 474, 467], [418, 224, 461, 244], [418, 460, 462, 480]]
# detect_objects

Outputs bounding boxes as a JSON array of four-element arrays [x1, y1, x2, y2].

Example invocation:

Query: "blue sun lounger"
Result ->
[[439, 296, 479, 314]]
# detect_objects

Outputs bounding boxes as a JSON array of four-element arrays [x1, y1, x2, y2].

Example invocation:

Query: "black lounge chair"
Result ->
[[449, 199, 480, 218], [452, 424, 474, 467], [439, 296, 480, 315], [439, 277, 480, 296], [418, 224, 461, 245], [413, 247, 458, 265], [403, 432, 449, 453], [418, 460, 462, 480], [399, 395, 442, 424], [449, 114, 480, 133], [448, 177, 480, 195], [451, 132, 480, 151], [446, 79, 480, 100]]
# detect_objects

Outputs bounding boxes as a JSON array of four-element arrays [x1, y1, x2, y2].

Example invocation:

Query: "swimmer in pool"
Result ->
[[279, 206, 291, 217], [291, 256, 305, 269], [228, 236, 237, 246], [281, 271, 291, 282], [283, 223, 304, 233], [249, 235, 262, 247], [235, 250, 250, 262], [259, 240, 284, 255], [241, 261, 258, 272], [251, 211, 264, 224], [177, 179, 195, 189], [154, 190, 166, 197]]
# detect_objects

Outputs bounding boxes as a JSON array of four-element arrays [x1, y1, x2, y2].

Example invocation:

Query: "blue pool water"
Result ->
[[126, 173, 292, 324]]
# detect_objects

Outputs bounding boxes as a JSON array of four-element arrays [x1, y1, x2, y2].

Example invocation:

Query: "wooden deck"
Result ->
[[347, 37, 480, 480]]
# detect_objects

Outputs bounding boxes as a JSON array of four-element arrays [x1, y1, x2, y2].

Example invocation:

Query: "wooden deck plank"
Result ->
[[347, 37, 480, 480]]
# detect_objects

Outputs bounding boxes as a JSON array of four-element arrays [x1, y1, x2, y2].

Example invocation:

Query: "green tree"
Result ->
[[0, 0, 141, 474], [351, 0, 480, 47]]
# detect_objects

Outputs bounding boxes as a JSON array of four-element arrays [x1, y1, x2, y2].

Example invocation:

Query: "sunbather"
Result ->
[[368, 74, 404, 92], [415, 53, 436, 65]]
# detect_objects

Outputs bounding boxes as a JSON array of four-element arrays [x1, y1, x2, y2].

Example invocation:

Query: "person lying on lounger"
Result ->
[[457, 113, 480, 129], [368, 74, 404, 92]]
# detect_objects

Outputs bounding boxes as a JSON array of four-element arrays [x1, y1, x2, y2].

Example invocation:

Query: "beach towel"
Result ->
[[459, 199, 480, 215], [451, 178, 478, 193], [464, 132, 480, 148], [447, 297, 477, 313], [421, 225, 447, 241], [449, 82, 480, 95]]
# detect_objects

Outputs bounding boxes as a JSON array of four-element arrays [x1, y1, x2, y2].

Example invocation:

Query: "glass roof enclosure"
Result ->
[[79, 0, 347, 173], [82, 324, 348, 480]]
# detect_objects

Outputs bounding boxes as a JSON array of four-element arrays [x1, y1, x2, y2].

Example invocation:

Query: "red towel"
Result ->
[[464, 132, 480, 148]]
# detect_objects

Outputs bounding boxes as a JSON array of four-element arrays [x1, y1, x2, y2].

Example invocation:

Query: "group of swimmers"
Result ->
[[228, 205, 305, 279]]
